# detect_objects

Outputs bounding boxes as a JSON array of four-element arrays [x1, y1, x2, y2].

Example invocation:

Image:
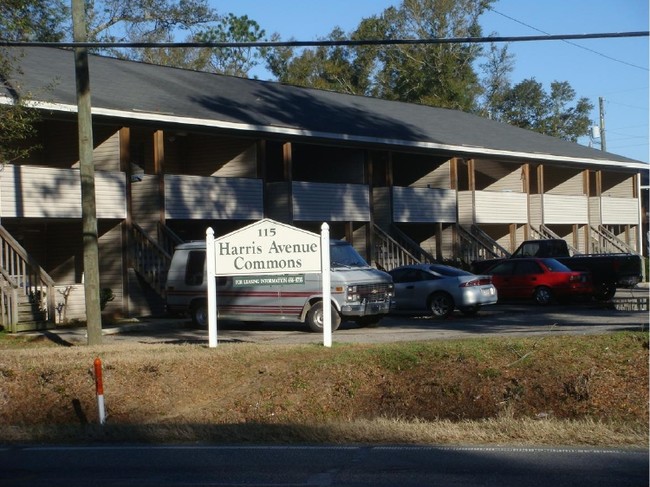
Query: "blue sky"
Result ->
[[210, 0, 649, 163]]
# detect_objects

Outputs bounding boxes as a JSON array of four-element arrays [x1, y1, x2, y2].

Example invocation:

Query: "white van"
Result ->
[[166, 240, 393, 332]]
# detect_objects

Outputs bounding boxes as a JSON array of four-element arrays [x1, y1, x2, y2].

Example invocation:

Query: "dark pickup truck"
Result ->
[[471, 239, 643, 300]]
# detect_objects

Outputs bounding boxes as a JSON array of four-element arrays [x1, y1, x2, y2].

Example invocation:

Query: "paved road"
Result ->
[[1, 444, 647, 487], [47, 287, 648, 346]]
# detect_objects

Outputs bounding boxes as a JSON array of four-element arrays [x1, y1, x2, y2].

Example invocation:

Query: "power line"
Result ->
[[488, 8, 649, 71], [0, 31, 647, 49]]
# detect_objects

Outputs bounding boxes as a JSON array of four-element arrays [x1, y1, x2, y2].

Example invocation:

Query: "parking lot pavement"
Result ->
[[33, 290, 649, 346]]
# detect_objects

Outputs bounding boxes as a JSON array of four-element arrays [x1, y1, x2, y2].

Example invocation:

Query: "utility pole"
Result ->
[[72, 0, 102, 345], [599, 97, 607, 152]]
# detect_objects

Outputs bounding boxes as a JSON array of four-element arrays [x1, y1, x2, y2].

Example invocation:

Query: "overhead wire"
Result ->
[[488, 8, 649, 71], [0, 31, 647, 49]]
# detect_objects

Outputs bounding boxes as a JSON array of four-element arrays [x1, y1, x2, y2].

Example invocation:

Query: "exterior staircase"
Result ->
[[456, 224, 510, 264], [372, 224, 439, 271], [0, 225, 55, 332], [590, 225, 638, 254], [530, 225, 580, 255], [130, 223, 179, 297]]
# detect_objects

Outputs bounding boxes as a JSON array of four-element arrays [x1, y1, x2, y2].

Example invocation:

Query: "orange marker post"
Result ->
[[94, 357, 106, 424]]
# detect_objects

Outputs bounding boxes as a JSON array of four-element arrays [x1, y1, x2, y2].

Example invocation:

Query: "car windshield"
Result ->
[[428, 265, 472, 277], [540, 258, 572, 272], [330, 243, 368, 268]]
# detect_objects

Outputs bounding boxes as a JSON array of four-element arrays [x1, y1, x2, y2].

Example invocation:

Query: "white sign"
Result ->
[[206, 220, 332, 348], [213, 219, 321, 276]]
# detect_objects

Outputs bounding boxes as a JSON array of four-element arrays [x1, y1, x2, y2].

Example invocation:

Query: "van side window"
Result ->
[[185, 250, 206, 286]]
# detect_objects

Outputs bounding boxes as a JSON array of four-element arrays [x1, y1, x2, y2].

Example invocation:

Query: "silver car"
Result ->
[[388, 264, 498, 318]]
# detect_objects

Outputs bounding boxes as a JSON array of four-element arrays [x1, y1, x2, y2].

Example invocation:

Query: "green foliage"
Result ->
[[0, 50, 41, 165], [266, 0, 494, 110], [100, 288, 115, 311], [0, 0, 68, 42], [494, 79, 593, 141], [192, 14, 267, 76]]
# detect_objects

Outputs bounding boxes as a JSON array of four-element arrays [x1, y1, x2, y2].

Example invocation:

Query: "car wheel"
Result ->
[[428, 292, 454, 318], [190, 300, 208, 327], [533, 286, 553, 305], [305, 301, 341, 333], [594, 282, 616, 301], [460, 305, 480, 316]]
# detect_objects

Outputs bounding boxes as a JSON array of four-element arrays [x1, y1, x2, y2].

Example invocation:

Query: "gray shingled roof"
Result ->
[[3, 46, 646, 169]]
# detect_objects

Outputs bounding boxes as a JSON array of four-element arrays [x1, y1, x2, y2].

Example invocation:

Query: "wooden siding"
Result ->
[[473, 160, 523, 191], [403, 160, 451, 189], [542, 194, 588, 224], [589, 196, 602, 225], [473, 191, 527, 224], [484, 166, 524, 192], [292, 182, 369, 222], [601, 173, 634, 197], [600, 197, 639, 225], [131, 174, 161, 234], [169, 134, 257, 177], [91, 129, 121, 172], [47, 222, 124, 322], [373, 187, 391, 227], [392, 187, 456, 223], [164, 174, 263, 220], [292, 145, 365, 183], [265, 182, 291, 223], [544, 168, 585, 195], [98, 223, 125, 317], [529, 194, 542, 228], [0, 165, 126, 219]]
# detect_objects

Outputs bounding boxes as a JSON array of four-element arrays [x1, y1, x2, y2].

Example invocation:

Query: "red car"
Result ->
[[486, 258, 593, 305]]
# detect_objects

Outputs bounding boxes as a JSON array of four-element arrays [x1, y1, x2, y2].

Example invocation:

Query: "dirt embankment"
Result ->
[[0, 332, 647, 445]]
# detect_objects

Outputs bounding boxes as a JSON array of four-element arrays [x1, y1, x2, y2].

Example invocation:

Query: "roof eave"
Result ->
[[9, 97, 649, 171]]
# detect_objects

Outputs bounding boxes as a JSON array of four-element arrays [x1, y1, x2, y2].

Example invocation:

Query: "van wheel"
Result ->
[[306, 301, 341, 333], [191, 301, 208, 327]]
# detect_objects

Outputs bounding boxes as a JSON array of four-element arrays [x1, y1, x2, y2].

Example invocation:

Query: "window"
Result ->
[[515, 261, 542, 275], [185, 250, 205, 285]]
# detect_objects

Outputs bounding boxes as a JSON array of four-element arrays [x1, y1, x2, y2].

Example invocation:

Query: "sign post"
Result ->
[[206, 227, 218, 348], [321, 223, 332, 347]]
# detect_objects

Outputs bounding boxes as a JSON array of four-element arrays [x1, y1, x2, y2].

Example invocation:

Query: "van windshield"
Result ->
[[330, 243, 368, 268]]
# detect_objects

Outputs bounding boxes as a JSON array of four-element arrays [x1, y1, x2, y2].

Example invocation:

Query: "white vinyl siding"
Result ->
[[457, 191, 474, 225], [292, 182, 369, 221], [164, 174, 263, 220], [473, 191, 527, 224], [392, 187, 456, 223], [542, 194, 588, 224], [600, 197, 639, 225], [0, 165, 126, 218]]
